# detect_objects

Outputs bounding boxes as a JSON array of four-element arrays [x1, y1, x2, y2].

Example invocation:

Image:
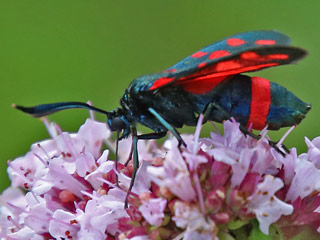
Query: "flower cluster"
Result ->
[[1, 116, 320, 239]]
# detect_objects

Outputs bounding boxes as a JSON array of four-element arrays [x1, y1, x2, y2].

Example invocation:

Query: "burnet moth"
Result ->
[[15, 30, 311, 207]]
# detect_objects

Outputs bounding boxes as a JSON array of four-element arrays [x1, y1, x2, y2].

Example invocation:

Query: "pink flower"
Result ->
[[147, 140, 197, 202], [305, 136, 320, 167], [286, 154, 320, 202], [139, 198, 167, 226], [2, 115, 320, 239], [247, 175, 294, 234]]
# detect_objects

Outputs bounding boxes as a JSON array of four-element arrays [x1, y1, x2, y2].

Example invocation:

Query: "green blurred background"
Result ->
[[0, 1, 318, 192]]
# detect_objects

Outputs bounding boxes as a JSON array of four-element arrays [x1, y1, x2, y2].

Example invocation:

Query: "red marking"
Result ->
[[24, 169, 31, 177], [241, 51, 259, 60], [177, 62, 278, 84], [149, 77, 175, 90], [209, 50, 231, 59], [176, 76, 227, 94], [191, 51, 208, 58], [70, 220, 78, 224], [198, 62, 207, 68], [65, 231, 72, 239], [210, 62, 278, 78], [267, 54, 289, 60], [241, 52, 288, 61], [255, 39, 276, 45], [227, 38, 247, 46], [153, 50, 282, 92], [247, 77, 271, 130], [215, 60, 242, 72]]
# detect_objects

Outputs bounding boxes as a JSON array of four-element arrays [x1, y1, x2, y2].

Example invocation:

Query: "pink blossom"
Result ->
[[172, 200, 217, 239], [248, 175, 293, 234], [147, 141, 197, 202], [285, 154, 320, 202], [139, 198, 167, 226], [305, 136, 320, 168], [2, 115, 320, 239]]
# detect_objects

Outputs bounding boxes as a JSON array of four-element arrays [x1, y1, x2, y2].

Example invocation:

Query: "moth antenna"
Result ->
[[13, 102, 111, 118]]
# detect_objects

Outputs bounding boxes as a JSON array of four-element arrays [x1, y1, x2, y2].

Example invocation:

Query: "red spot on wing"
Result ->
[[198, 62, 207, 68], [191, 51, 208, 58], [246, 77, 271, 130], [241, 51, 259, 60], [209, 50, 231, 59], [227, 38, 247, 46], [241, 52, 289, 61], [149, 77, 175, 90], [241, 51, 290, 61], [177, 76, 227, 94], [255, 39, 276, 45], [215, 60, 242, 72], [267, 54, 289, 60]]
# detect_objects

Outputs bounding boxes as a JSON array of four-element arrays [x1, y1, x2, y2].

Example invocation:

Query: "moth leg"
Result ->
[[202, 102, 232, 123], [202, 102, 214, 123], [269, 141, 289, 155], [137, 131, 167, 140], [124, 131, 167, 166], [148, 108, 186, 148], [124, 127, 139, 208], [239, 124, 288, 156], [124, 130, 167, 208], [239, 124, 260, 140]]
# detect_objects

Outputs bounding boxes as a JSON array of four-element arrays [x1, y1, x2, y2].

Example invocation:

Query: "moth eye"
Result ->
[[111, 117, 126, 130]]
